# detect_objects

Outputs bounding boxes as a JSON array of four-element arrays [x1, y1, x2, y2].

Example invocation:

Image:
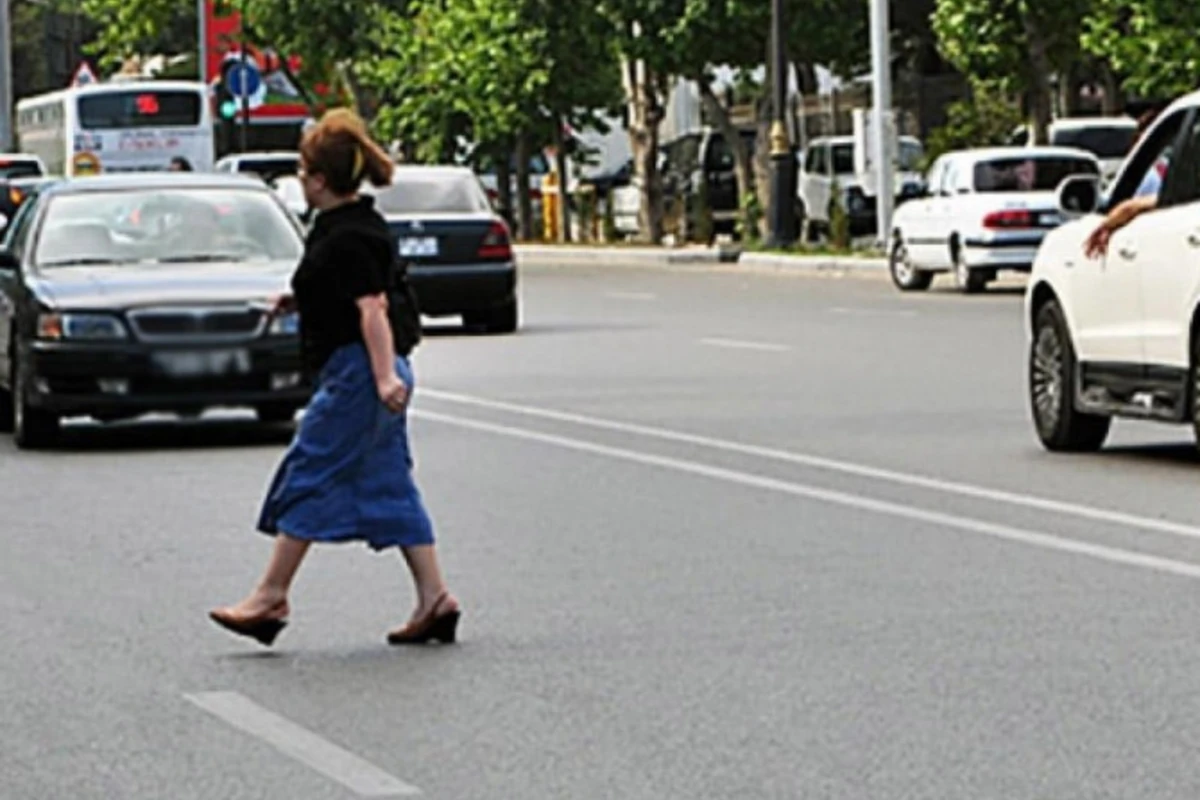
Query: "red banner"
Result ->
[[203, 0, 316, 121]]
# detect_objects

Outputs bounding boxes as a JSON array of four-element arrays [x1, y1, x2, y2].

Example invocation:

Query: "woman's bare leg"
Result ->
[[400, 544, 457, 620], [219, 534, 311, 619]]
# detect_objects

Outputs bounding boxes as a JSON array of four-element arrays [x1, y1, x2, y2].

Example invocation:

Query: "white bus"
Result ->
[[15, 80, 214, 177]]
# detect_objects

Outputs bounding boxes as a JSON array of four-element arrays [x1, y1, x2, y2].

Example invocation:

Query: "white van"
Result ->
[[1013, 117, 1137, 184]]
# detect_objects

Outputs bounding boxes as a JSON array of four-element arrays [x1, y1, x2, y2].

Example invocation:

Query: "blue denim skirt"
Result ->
[[257, 343, 435, 550]]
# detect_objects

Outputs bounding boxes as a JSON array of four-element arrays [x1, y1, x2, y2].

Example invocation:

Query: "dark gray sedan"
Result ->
[[0, 173, 310, 448], [366, 166, 518, 334]]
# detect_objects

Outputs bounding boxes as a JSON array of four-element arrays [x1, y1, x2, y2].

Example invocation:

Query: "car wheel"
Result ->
[[0, 382, 12, 434], [953, 244, 987, 294], [256, 403, 299, 425], [1029, 300, 1110, 452], [13, 356, 59, 450], [470, 299, 519, 334], [888, 235, 933, 292]]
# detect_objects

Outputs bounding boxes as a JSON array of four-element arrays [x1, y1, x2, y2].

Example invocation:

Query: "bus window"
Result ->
[[77, 90, 203, 130]]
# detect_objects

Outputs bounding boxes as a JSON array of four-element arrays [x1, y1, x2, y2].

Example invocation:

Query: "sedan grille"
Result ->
[[128, 307, 266, 343]]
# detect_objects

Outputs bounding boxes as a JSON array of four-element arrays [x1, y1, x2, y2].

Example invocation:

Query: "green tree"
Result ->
[[79, 0, 196, 67], [932, 0, 1089, 142], [1082, 0, 1200, 101]]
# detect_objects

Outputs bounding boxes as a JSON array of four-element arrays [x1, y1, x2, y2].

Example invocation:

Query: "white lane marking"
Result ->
[[828, 306, 919, 317], [417, 389, 1200, 542], [605, 291, 658, 301], [699, 337, 791, 353], [185, 692, 420, 797], [416, 410, 1200, 581]]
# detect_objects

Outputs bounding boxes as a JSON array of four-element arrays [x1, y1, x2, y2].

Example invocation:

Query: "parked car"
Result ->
[[365, 166, 518, 334], [0, 154, 46, 180], [798, 135, 926, 239], [1025, 90, 1200, 452], [0, 176, 57, 233], [214, 151, 300, 183], [0, 173, 310, 448], [1012, 117, 1137, 184], [889, 146, 1101, 293]]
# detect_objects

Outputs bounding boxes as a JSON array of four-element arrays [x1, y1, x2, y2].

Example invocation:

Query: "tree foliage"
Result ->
[[359, 0, 549, 162], [79, 0, 196, 67], [1082, 0, 1200, 100]]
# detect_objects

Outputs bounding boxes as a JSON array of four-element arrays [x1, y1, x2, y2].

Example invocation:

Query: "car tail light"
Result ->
[[8, 187, 23, 206], [983, 209, 1034, 229], [478, 220, 513, 260]]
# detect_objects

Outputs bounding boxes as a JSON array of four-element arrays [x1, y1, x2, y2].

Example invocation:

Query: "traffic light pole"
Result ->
[[239, 0, 249, 153], [0, 0, 13, 152], [766, 0, 797, 248]]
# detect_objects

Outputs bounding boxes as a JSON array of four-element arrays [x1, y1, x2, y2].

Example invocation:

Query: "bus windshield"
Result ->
[[77, 90, 203, 130]]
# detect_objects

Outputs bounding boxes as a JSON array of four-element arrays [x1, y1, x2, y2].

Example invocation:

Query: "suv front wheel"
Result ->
[[1029, 299, 1110, 452]]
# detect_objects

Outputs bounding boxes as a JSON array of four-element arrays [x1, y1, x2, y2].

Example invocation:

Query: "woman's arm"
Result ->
[[357, 293, 408, 412]]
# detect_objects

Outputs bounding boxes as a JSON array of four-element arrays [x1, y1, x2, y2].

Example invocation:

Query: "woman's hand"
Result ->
[[377, 374, 409, 413], [271, 293, 298, 315]]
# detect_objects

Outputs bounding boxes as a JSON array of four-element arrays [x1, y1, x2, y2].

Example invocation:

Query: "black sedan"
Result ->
[[0, 173, 310, 448], [366, 166, 518, 333]]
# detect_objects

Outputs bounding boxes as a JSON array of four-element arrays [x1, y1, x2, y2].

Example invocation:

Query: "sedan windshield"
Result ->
[[973, 157, 1099, 193], [372, 174, 492, 214], [34, 188, 303, 268]]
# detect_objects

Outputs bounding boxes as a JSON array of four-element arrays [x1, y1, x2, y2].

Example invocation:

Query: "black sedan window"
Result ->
[[33, 188, 304, 268]]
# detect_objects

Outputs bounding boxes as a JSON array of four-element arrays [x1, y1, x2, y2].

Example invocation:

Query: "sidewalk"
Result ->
[[514, 244, 887, 274]]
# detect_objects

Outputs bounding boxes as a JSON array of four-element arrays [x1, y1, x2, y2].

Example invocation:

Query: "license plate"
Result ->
[[1039, 212, 1063, 226], [398, 237, 438, 257], [153, 348, 252, 378]]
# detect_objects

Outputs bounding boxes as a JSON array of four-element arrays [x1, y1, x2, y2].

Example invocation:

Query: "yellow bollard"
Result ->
[[541, 171, 560, 242]]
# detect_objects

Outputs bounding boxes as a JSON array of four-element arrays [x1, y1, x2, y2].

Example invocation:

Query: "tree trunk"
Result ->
[[337, 62, 368, 121], [753, 95, 772, 240], [697, 76, 753, 241], [553, 117, 572, 243], [628, 58, 663, 244], [1100, 61, 1123, 115], [1022, 15, 1054, 143], [515, 134, 534, 242], [494, 144, 515, 231]]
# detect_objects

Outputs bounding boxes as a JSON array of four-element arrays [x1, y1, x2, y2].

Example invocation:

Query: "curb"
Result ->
[[515, 244, 887, 274], [514, 245, 737, 266], [737, 252, 888, 273]]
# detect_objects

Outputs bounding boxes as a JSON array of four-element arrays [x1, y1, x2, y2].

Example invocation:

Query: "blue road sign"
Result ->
[[226, 62, 262, 99]]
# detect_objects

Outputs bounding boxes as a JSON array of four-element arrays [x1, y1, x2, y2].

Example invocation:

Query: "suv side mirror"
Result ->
[[1057, 175, 1101, 216]]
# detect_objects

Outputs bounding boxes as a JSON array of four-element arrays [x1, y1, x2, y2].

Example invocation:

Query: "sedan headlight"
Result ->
[[37, 312, 128, 341], [268, 311, 299, 336]]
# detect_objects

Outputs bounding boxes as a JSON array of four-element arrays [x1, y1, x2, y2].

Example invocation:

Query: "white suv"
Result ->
[[1026, 90, 1200, 451]]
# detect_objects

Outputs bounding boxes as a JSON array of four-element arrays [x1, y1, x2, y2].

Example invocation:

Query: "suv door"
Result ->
[[1135, 109, 1200, 369], [1074, 108, 1190, 364]]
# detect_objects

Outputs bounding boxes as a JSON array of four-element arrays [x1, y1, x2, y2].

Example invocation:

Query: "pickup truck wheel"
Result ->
[[888, 236, 933, 292], [1030, 300, 1110, 452]]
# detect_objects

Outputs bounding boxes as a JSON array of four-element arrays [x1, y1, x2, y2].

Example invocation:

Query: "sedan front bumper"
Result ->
[[23, 338, 310, 417]]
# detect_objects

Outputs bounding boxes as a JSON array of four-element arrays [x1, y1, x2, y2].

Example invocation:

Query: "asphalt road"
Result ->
[[6, 262, 1200, 798]]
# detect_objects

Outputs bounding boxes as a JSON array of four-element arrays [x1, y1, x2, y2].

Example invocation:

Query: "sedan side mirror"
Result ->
[[1057, 175, 1102, 217]]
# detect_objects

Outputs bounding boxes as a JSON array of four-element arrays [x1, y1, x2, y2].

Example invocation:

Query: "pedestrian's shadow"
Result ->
[[48, 418, 294, 453]]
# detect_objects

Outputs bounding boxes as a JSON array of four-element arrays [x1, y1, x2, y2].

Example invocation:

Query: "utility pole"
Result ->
[[766, 0, 796, 248], [869, 0, 894, 249], [239, 0, 249, 153], [0, 0, 13, 152]]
